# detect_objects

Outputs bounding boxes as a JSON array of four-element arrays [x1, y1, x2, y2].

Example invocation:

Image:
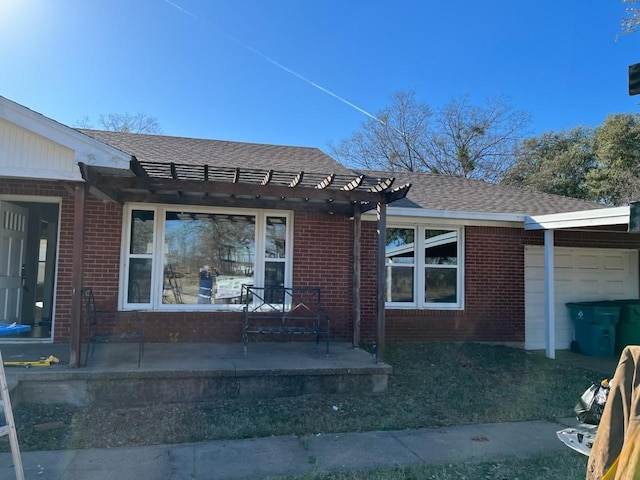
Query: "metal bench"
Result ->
[[241, 285, 330, 355], [82, 287, 145, 367]]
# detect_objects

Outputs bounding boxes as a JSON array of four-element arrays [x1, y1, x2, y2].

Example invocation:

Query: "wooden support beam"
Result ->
[[376, 202, 387, 363], [342, 175, 364, 191], [369, 178, 394, 193], [69, 183, 86, 368], [261, 170, 273, 185], [289, 171, 304, 188], [352, 208, 361, 347], [316, 174, 335, 189]]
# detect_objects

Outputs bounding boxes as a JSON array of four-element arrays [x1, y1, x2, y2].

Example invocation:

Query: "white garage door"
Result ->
[[525, 246, 639, 350]]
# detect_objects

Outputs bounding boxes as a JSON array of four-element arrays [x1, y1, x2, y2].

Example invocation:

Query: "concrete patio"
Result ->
[[0, 342, 390, 407]]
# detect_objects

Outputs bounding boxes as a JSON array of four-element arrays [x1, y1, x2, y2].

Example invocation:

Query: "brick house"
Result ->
[[2, 96, 640, 365]]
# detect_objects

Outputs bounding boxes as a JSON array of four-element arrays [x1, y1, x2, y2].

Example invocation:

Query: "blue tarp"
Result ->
[[0, 323, 30, 335]]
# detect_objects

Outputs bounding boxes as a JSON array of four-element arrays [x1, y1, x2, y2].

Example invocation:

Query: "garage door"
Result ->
[[525, 246, 638, 350]]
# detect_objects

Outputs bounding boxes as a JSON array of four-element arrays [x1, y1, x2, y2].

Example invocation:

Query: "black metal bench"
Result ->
[[241, 285, 330, 355], [81, 287, 145, 368]]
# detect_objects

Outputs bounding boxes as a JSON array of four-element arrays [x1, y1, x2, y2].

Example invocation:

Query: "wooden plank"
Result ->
[[0, 350, 25, 479], [288, 172, 304, 188]]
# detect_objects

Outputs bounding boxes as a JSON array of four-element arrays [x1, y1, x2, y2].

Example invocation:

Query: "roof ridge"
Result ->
[[76, 128, 323, 152]]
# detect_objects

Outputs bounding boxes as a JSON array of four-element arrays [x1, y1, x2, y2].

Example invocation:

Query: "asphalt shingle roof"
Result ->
[[359, 170, 603, 217], [78, 129, 353, 176], [77, 129, 602, 217]]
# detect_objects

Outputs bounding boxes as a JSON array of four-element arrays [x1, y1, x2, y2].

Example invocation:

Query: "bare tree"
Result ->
[[621, 0, 640, 35], [75, 112, 162, 134], [329, 90, 432, 172], [427, 95, 531, 182], [330, 90, 530, 182]]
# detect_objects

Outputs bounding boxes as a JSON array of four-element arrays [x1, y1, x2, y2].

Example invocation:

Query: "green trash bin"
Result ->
[[612, 299, 640, 354], [566, 302, 621, 356]]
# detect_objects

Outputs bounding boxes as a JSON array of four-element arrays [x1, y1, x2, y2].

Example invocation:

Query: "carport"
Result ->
[[524, 203, 640, 359]]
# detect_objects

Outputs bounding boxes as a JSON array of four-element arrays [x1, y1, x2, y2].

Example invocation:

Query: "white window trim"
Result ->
[[385, 224, 465, 310], [119, 203, 293, 311]]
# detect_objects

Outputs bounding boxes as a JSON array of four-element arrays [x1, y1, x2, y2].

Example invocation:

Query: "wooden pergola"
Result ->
[[69, 158, 410, 366]]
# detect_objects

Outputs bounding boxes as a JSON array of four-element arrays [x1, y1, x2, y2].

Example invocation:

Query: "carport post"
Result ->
[[544, 229, 555, 359]]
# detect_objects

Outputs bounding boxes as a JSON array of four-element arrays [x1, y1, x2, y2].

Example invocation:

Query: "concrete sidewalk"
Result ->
[[0, 420, 572, 480]]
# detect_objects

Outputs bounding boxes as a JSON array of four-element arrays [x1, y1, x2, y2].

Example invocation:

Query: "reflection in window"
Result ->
[[127, 210, 154, 303], [130, 210, 155, 254], [385, 228, 415, 302], [385, 226, 461, 307], [163, 212, 255, 305], [128, 258, 152, 303], [424, 229, 458, 303], [264, 216, 286, 302]]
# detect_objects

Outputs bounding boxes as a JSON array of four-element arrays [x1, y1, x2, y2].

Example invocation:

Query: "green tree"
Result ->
[[586, 113, 640, 205], [501, 127, 596, 200], [329, 90, 530, 183]]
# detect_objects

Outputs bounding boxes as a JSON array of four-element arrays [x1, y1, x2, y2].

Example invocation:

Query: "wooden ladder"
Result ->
[[0, 350, 24, 480]]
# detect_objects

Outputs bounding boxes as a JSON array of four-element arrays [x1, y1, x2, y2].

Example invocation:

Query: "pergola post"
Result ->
[[352, 208, 361, 348], [69, 183, 86, 368], [376, 202, 387, 362]]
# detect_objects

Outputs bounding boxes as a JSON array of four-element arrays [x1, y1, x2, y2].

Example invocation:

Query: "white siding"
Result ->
[[524, 246, 638, 350], [0, 118, 81, 181]]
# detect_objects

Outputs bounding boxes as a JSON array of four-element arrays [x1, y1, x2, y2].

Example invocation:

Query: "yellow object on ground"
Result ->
[[3, 355, 60, 367]]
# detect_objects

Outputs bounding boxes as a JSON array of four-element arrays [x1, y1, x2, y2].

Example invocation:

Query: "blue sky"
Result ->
[[1, 1, 639, 152]]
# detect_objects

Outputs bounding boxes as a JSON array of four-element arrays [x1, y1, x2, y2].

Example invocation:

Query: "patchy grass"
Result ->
[[275, 451, 588, 480], [0, 343, 601, 452]]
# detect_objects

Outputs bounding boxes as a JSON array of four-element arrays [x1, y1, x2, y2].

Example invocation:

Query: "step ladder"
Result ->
[[0, 350, 24, 480]]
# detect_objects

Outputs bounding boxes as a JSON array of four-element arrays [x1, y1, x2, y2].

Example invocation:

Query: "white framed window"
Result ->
[[385, 225, 464, 309], [120, 204, 293, 310]]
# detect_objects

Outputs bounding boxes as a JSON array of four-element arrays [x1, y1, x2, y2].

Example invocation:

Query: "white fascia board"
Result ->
[[363, 206, 526, 227], [1, 167, 83, 181], [0, 96, 131, 169], [525, 206, 630, 230]]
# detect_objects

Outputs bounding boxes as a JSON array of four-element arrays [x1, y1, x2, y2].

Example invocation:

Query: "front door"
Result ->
[[0, 201, 28, 324]]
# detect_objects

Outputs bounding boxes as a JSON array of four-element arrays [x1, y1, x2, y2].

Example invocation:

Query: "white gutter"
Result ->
[[525, 206, 630, 231], [366, 206, 527, 225]]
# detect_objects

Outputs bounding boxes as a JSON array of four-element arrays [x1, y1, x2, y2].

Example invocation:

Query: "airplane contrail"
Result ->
[[163, 0, 384, 125]]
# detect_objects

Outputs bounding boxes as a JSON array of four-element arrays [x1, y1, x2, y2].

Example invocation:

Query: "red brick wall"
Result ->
[[83, 207, 356, 342], [362, 225, 526, 343], [6, 178, 640, 345], [361, 225, 640, 344], [0, 181, 356, 344], [293, 212, 354, 341]]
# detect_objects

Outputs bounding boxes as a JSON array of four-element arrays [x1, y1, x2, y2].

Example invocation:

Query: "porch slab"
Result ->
[[0, 342, 390, 407]]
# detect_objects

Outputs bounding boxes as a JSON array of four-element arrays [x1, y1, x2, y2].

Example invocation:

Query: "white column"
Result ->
[[544, 229, 555, 359]]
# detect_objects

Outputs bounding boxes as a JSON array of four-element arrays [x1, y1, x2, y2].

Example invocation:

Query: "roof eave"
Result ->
[[524, 206, 631, 231], [0, 96, 131, 170]]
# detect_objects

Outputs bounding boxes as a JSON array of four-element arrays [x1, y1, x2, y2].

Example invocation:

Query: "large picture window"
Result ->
[[121, 205, 292, 310], [386, 225, 463, 309]]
